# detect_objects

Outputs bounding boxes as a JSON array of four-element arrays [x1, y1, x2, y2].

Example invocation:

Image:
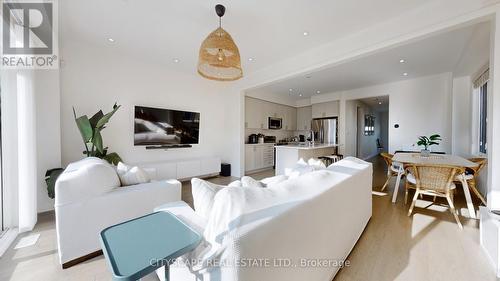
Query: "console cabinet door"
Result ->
[[177, 160, 201, 179]]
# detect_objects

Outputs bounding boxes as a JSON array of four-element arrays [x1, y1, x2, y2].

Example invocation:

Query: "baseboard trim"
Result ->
[[62, 250, 103, 269], [0, 228, 18, 257]]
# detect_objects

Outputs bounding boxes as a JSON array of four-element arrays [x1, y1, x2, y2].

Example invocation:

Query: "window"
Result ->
[[479, 82, 488, 154]]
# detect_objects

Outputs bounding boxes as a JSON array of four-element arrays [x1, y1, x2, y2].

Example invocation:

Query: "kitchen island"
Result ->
[[275, 143, 339, 175]]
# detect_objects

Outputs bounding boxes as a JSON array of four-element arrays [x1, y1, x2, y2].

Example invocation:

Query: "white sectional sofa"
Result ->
[[155, 157, 373, 281], [54, 157, 182, 268]]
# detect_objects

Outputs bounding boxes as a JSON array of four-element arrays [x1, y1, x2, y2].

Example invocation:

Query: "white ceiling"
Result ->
[[60, 0, 434, 76], [358, 96, 390, 112], [245, 22, 490, 101]]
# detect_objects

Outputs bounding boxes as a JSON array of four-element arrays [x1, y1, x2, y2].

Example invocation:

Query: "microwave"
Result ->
[[268, 117, 282, 129]]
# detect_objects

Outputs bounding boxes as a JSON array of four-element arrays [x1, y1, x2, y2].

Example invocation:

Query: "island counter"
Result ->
[[275, 143, 339, 175]]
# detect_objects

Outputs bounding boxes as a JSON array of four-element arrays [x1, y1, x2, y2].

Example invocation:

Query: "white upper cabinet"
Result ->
[[312, 101, 340, 119], [245, 97, 297, 131], [297, 106, 312, 131]]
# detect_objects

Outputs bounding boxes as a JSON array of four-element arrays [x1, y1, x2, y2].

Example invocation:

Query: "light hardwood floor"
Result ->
[[0, 157, 496, 281]]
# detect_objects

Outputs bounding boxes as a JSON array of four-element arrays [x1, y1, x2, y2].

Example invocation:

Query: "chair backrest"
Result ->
[[380, 152, 393, 167], [412, 164, 463, 193], [469, 158, 487, 174]]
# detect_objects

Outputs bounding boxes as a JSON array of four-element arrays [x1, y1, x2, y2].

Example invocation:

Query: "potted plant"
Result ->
[[417, 134, 442, 157], [45, 103, 122, 199]]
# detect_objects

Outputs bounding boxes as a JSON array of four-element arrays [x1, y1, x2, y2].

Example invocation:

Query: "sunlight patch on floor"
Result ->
[[372, 191, 387, 196], [411, 213, 437, 238]]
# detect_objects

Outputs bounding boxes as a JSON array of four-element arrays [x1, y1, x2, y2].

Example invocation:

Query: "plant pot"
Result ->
[[420, 149, 431, 157]]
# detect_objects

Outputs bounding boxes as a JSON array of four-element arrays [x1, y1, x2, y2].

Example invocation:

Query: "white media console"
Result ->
[[138, 156, 222, 181]]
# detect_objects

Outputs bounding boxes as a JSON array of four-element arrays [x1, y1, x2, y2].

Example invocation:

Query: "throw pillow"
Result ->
[[260, 175, 288, 187], [241, 176, 265, 188], [116, 162, 151, 186], [228, 180, 243, 187], [307, 158, 327, 170], [191, 178, 227, 219]]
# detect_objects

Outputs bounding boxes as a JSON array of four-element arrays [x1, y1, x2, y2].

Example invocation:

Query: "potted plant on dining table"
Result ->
[[416, 134, 442, 157]]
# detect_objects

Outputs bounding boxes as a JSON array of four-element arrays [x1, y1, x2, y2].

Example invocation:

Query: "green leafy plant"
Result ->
[[73, 103, 122, 165], [417, 134, 442, 150], [45, 168, 64, 199], [44, 103, 122, 199]]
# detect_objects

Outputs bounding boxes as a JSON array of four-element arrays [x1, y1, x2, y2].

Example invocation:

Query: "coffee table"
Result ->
[[100, 211, 201, 281]]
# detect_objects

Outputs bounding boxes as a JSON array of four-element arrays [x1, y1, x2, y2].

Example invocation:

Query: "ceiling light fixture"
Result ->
[[316, 90, 321, 94], [197, 4, 242, 81], [289, 88, 293, 92], [399, 59, 405, 63], [173, 58, 180, 63], [403, 72, 408, 76], [299, 94, 303, 97], [107, 38, 115, 43], [378, 102, 382, 105], [248, 57, 254, 62], [303, 31, 309, 36]]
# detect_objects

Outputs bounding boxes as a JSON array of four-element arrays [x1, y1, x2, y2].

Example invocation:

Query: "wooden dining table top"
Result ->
[[392, 152, 478, 168]]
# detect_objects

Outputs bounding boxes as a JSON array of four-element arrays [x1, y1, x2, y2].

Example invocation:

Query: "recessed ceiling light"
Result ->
[[378, 102, 382, 105], [248, 57, 254, 62], [303, 31, 309, 36], [316, 90, 321, 94], [107, 38, 115, 43], [299, 94, 303, 97], [173, 58, 180, 63], [403, 72, 408, 76], [289, 88, 293, 92], [399, 59, 405, 63]]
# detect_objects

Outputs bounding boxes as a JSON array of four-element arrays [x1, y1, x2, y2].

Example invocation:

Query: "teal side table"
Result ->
[[100, 211, 201, 281]]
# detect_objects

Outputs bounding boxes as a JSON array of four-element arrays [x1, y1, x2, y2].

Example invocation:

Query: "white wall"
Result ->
[[452, 76, 474, 157], [60, 39, 239, 174], [34, 71, 61, 212], [309, 73, 454, 155], [344, 100, 381, 159], [379, 111, 389, 151], [356, 106, 381, 160]]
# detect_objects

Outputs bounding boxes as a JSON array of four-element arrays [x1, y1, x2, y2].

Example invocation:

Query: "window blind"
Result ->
[[473, 68, 489, 89]]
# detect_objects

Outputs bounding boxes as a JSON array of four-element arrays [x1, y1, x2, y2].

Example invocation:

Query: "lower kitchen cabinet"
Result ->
[[245, 144, 275, 172]]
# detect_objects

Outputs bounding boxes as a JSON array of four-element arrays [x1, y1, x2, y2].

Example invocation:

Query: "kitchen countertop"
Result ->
[[275, 143, 339, 150]]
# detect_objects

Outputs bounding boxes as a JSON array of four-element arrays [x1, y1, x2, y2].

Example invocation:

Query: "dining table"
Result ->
[[391, 152, 479, 219]]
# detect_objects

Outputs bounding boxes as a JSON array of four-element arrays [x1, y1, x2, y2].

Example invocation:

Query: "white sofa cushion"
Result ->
[[116, 162, 151, 186], [191, 178, 227, 220], [64, 157, 109, 172], [55, 161, 121, 206]]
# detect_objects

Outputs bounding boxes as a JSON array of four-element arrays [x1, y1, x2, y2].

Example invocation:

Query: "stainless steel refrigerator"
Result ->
[[311, 117, 338, 144]]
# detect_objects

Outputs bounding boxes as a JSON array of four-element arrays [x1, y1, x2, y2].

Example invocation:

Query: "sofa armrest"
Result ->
[[154, 201, 207, 233]]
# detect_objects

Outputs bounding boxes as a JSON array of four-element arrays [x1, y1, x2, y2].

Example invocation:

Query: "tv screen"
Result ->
[[134, 106, 200, 145]]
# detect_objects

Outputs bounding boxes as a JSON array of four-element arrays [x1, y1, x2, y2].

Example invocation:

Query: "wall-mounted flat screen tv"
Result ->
[[134, 106, 200, 145]]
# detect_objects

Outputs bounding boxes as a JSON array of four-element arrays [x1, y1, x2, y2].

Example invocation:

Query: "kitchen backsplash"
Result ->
[[245, 128, 311, 143]]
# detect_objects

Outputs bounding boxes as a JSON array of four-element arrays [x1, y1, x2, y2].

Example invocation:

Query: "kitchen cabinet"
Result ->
[[312, 101, 339, 119], [245, 144, 274, 172], [297, 106, 312, 131], [245, 97, 297, 131]]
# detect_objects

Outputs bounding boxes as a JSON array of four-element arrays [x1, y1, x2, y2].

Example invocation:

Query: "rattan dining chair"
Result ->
[[407, 164, 465, 229], [453, 158, 487, 206], [380, 152, 400, 191]]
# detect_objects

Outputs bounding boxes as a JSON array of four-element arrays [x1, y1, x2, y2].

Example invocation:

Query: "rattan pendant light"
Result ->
[[197, 4, 243, 81]]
